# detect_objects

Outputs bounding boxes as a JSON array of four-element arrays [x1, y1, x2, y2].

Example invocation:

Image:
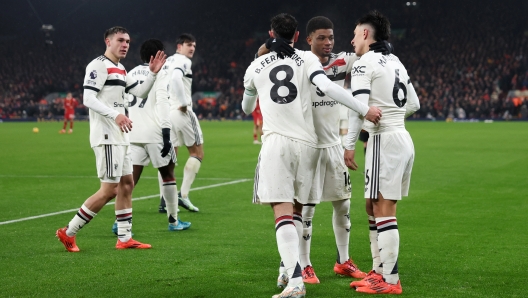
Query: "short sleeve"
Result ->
[[83, 60, 107, 93]]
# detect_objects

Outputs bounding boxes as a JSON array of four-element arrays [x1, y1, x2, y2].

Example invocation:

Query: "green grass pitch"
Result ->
[[0, 120, 526, 297]]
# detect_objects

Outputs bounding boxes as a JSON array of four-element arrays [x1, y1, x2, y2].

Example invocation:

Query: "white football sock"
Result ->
[[300, 204, 315, 268], [332, 199, 351, 264], [275, 215, 303, 287], [116, 208, 133, 242], [161, 177, 179, 224], [376, 216, 399, 284], [181, 157, 201, 198], [368, 215, 382, 273], [66, 204, 96, 236]]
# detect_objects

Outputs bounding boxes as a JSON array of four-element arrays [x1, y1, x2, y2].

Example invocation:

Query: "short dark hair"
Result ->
[[104, 26, 129, 39], [356, 10, 391, 41], [306, 16, 334, 37], [176, 33, 196, 46], [140, 39, 164, 63], [270, 13, 298, 40]]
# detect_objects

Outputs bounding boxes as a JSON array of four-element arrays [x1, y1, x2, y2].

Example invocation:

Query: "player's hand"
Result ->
[[149, 50, 167, 73], [178, 106, 188, 113], [365, 106, 382, 124], [115, 114, 133, 133], [161, 128, 172, 157], [265, 38, 295, 59], [344, 149, 358, 171], [370, 40, 393, 55]]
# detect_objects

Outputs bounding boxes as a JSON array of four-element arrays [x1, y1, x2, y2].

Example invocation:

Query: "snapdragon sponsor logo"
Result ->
[[312, 100, 339, 108]]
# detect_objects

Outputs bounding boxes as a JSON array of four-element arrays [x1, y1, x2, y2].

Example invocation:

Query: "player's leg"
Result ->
[[299, 203, 319, 284], [179, 143, 202, 211], [158, 160, 190, 231], [60, 115, 67, 133], [272, 202, 304, 289], [56, 181, 118, 252], [299, 203, 315, 269], [257, 120, 263, 142], [69, 116, 74, 133], [175, 111, 202, 212]]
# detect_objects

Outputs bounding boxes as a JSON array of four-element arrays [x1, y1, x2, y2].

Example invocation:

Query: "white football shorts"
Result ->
[[253, 133, 320, 205], [364, 130, 414, 200], [312, 144, 352, 203], [93, 144, 133, 183], [130, 143, 176, 168], [170, 109, 203, 147]]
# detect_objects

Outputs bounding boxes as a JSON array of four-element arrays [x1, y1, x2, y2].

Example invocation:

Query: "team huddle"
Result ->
[[55, 9, 419, 298], [243, 11, 419, 298]]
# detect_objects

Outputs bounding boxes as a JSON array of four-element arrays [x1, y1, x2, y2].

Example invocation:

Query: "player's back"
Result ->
[[244, 50, 322, 146], [352, 52, 411, 133], [127, 64, 167, 143]]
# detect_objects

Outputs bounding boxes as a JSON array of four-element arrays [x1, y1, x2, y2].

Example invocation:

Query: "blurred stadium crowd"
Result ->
[[0, 0, 526, 121]]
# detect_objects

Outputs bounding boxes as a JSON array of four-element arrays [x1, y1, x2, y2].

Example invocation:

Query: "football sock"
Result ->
[[253, 133, 257, 141], [368, 215, 382, 273], [332, 199, 351, 264], [376, 216, 399, 284], [62, 121, 67, 130], [275, 215, 303, 287], [300, 204, 315, 268], [161, 178, 179, 223], [116, 208, 133, 242], [66, 204, 96, 236], [181, 156, 201, 199], [158, 172, 166, 207], [70, 122, 73, 129], [293, 212, 303, 242], [279, 261, 286, 275]]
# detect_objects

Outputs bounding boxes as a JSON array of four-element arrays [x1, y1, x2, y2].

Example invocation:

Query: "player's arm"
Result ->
[[405, 79, 420, 118], [311, 73, 380, 124], [155, 75, 172, 157], [82, 62, 119, 120], [242, 89, 258, 114], [125, 51, 166, 98], [169, 68, 190, 109], [242, 65, 258, 114], [256, 38, 295, 59]]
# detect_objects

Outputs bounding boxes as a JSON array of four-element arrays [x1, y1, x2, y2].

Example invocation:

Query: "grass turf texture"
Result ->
[[0, 120, 526, 297]]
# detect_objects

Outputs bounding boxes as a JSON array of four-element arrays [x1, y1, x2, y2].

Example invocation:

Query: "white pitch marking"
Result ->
[[0, 179, 250, 225], [0, 175, 241, 180]]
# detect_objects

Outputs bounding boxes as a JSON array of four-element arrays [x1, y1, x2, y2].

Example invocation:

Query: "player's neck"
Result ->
[[317, 54, 330, 64], [104, 51, 120, 64]]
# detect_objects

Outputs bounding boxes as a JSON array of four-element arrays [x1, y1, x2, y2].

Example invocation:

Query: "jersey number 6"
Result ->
[[392, 69, 407, 108]]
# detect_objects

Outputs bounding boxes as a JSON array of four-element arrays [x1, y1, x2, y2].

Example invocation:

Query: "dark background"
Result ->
[[1, 0, 527, 120]]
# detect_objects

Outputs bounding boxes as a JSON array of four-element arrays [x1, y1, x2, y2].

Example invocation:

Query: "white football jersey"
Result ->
[[127, 63, 170, 144], [351, 52, 419, 133], [167, 53, 193, 110], [311, 52, 359, 148], [244, 49, 324, 147], [83, 55, 142, 147]]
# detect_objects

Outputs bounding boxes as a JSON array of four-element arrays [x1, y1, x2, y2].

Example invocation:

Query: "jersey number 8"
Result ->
[[269, 65, 297, 104]]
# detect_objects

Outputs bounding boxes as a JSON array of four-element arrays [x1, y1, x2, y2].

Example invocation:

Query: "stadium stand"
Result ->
[[0, 0, 526, 121]]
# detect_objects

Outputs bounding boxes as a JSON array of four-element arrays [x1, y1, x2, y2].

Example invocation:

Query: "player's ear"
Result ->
[[269, 30, 274, 38], [306, 34, 312, 45], [293, 31, 299, 43]]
